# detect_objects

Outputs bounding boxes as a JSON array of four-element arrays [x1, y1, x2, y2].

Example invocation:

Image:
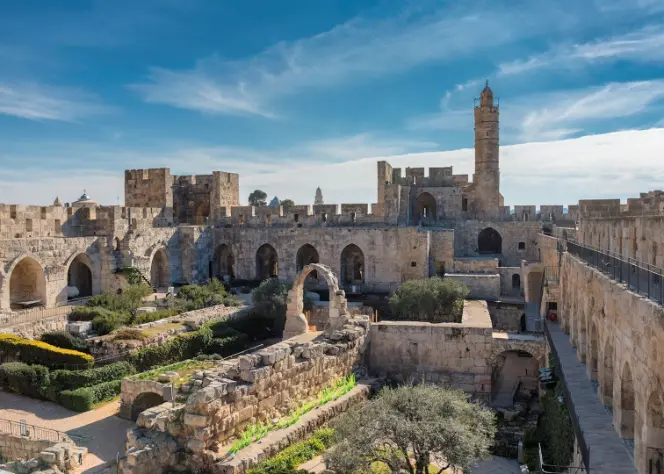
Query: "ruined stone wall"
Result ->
[[120, 317, 369, 474], [560, 252, 664, 473], [212, 226, 429, 289], [445, 273, 500, 300], [0, 432, 56, 462], [452, 220, 542, 266], [487, 302, 524, 332], [578, 215, 664, 266]]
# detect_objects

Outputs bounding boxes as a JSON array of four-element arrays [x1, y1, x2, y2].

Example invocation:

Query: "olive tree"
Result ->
[[248, 189, 268, 207], [280, 199, 295, 210], [389, 277, 468, 323], [325, 384, 496, 474]]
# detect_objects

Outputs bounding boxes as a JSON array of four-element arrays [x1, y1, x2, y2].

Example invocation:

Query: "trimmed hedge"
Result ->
[[126, 326, 214, 372], [133, 309, 179, 325], [0, 334, 93, 369], [68, 306, 117, 322], [246, 427, 334, 474], [0, 362, 50, 399], [40, 331, 89, 354], [60, 380, 122, 412], [49, 361, 136, 392]]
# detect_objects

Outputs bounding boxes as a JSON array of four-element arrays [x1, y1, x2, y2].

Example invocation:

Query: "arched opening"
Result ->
[[512, 273, 521, 289], [9, 256, 47, 310], [543, 227, 552, 235], [646, 391, 664, 472], [150, 249, 170, 289], [67, 254, 93, 298], [478, 227, 502, 254], [296, 244, 320, 282], [256, 244, 279, 280], [131, 392, 164, 421], [577, 312, 587, 363], [588, 322, 599, 380], [602, 338, 614, 407], [114, 238, 121, 251], [491, 350, 539, 408], [213, 244, 235, 281], [194, 201, 209, 225], [414, 192, 437, 222], [620, 362, 635, 439], [340, 244, 365, 286], [520, 314, 526, 332]]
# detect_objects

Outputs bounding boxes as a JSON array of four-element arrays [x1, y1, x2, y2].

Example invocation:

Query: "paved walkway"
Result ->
[[546, 321, 637, 473], [0, 391, 132, 473]]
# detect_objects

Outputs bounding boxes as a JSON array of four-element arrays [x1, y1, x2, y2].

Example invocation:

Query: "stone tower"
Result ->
[[472, 81, 501, 215], [314, 187, 324, 205]]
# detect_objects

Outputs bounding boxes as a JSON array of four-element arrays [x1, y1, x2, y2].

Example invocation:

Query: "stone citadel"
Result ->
[[1, 84, 664, 474]]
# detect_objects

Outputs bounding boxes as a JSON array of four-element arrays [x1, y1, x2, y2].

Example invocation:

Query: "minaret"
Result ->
[[314, 187, 324, 205], [472, 80, 500, 215]]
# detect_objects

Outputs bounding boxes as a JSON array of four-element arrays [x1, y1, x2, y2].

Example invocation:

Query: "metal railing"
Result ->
[[0, 417, 71, 444], [567, 241, 664, 305], [544, 266, 560, 284], [543, 319, 591, 472]]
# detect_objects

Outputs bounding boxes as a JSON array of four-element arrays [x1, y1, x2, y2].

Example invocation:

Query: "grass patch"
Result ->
[[140, 322, 185, 339], [228, 373, 356, 455], [131, 359, 215, 384]]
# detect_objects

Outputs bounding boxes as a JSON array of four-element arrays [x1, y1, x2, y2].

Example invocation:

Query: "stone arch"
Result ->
[[512, 273, 521, 289], [340, 244, 365, 285], [602, 336, 615, 407], [619, 361, 636, 439], [213, 244, 235, 281], [490, 349, 540, 408], [414, 192, 437, 221], [588, 321, 599, 380], [478, 227, 502, 254], [131, 392, 164, 421], [150, 248, 170, 289], [65, 252, 94, 298], [256, 244, 279, 280], [577, 307, 587, 363], [645, 390, 664, 472], [284, 263, 347, 339], [6, 255, 47, 310]]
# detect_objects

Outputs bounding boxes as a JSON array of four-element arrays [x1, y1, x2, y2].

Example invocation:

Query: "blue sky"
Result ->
[[2, 0, 664, 207]]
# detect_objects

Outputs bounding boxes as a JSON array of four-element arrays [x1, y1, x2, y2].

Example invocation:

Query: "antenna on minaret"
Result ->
[[485, 79, 489, 86]]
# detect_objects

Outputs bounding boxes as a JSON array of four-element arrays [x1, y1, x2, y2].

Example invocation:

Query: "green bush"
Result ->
[[68, 306, 117, 322], [0, 334, 93, 369], [59, 380, 122, 412], [246, 427, 334, 474], [40, 331, 89, 354], [87, 284, 153, 318], [133, 309, 179, 325], [126, 326, 214, 372], [205, 334, 249, 356], [388, 277, 468, 323], [92, 311, 131, 336], [112, 328, 148, 341], [176, 279, 237, 310], [251, 279, 289, 334], [0, 363, 50, 399], [49, 361, 135, 392]]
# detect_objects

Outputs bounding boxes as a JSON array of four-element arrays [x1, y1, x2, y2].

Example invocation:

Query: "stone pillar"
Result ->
[[283, 289, 308, 340]]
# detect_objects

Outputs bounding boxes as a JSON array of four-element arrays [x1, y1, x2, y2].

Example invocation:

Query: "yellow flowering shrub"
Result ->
[[0, 334, 93, 369]]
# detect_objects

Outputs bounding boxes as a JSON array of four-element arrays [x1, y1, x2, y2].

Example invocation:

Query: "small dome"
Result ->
[[73, 189, 99, 207]]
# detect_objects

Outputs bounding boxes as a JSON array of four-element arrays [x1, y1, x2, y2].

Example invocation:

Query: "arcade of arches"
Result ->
[[256, 244, 278, 280], [8, 256, 47, 309], [150, 249, 170, 288], [296, 244, 319, 282], [340, 244, 364, 285]]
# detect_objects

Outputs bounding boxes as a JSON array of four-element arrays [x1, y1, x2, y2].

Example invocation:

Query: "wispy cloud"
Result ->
[[410, 80, 664, 142], [132, 1, 572, 117], [0, 82, 110, 121]]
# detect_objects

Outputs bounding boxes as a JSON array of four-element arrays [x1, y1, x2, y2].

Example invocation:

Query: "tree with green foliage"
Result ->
[[325, 384, 496, 474], [251, 278, 289, 333], [87, 283, 153, 319], [280, 199, 295, 210], [389, 277, 468, 323], [248, 189, 268, 207]]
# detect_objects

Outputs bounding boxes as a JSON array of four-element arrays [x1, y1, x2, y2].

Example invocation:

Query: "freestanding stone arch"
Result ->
[[283, 263, 347, 340]]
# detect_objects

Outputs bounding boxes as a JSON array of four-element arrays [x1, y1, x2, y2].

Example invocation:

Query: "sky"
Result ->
[[1, 0, 664, 207]]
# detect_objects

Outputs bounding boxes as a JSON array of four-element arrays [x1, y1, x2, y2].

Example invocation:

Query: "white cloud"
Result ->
[[0, 82, 109, 121], [132, 1, 569, 117], [3, 129, 664, 208]]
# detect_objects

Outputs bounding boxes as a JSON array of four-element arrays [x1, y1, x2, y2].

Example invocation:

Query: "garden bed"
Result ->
[[215, 381, 373, 474]]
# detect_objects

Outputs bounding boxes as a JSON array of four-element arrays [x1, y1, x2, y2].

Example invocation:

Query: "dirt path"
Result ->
[[0, 391, 132, 473]]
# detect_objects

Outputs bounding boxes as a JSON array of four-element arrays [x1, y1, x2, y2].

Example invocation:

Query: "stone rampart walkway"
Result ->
[[546, 321, 637, 473]]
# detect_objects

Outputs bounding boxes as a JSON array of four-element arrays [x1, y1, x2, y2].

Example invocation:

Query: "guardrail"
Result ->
[[567, 241, 664, 305], [0, 298, 90, 329], [0, 417, 71, 444], [543, 318, 591, 471]]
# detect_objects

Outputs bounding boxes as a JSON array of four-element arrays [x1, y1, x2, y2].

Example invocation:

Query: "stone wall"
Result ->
[[560, 252, 664, 473], [497, 267, 521, 296], [0, 313, 68, 339], [0, 433, 55, 462], [445, 273, 500, 300], [487, 302, 524, 332], [452, 257, 499, 274], [119, 316, 369, 474]]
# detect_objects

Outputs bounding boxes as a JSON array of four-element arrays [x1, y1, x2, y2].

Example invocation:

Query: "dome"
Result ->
[[72, 190, 99, 208]]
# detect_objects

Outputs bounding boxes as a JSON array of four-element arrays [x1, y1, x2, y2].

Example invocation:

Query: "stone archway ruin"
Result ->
[[8, 255, 47, 310], [283, 263, 348, 340], [150, 248, 170, 289], [67, 253, 93, 298], [414, 192, 437, 222]]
